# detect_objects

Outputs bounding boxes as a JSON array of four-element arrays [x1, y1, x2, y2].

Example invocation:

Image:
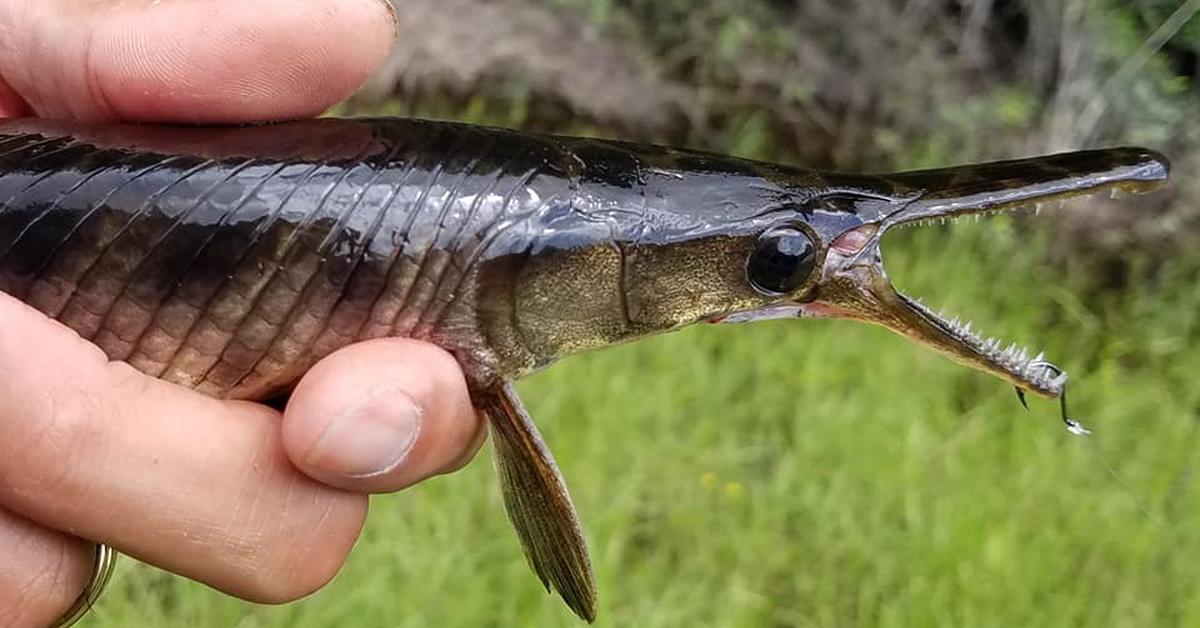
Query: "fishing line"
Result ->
[[1016, 361, 1165, 527]]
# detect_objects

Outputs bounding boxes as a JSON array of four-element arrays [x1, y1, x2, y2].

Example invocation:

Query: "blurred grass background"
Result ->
[[87, 1, 1200, 626]]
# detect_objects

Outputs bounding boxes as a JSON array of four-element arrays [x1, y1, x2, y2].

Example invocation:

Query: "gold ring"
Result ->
[[52, 543, 118, 628]]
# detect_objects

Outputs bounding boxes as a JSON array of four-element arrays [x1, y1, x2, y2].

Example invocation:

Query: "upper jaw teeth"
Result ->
[[894, 198, 1070, 229]]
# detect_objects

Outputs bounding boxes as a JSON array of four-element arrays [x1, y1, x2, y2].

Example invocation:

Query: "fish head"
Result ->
[[710, 146, 1170, 398]]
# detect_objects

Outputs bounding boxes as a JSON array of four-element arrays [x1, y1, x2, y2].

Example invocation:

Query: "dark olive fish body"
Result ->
[[0, 117, 1170, 621], [0, 118, 840, 398]]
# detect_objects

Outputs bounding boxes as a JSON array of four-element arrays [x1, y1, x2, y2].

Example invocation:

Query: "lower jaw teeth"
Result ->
[[908, 296, 1064, 394]]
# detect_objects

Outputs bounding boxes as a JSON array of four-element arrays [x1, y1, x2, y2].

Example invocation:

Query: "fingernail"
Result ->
[[308, 387, 422, 478]]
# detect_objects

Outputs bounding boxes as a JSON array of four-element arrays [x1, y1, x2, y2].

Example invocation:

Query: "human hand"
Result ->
[[0, 2, 486, 626]]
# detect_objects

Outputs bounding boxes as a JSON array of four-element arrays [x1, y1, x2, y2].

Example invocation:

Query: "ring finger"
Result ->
[[0, 506, 93, 628]]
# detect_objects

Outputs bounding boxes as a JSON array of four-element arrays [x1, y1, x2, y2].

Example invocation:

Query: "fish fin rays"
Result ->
[[478, 382, 597, 622]]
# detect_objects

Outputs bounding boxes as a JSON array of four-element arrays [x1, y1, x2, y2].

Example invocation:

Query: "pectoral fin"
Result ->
[[477, 382, 597, 622]]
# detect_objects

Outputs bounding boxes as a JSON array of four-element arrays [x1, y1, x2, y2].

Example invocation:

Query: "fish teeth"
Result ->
[[911, 299, 1061, 392]]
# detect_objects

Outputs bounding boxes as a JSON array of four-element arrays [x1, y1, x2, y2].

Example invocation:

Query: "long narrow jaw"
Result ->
[[807, 147, 1170, 399]]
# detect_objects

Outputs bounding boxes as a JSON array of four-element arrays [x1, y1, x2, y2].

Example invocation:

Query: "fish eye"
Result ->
[[746, 225, 818, 295]]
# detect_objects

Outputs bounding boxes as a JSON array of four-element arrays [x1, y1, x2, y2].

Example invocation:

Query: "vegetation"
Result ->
[[87, 1, 1200, 626]]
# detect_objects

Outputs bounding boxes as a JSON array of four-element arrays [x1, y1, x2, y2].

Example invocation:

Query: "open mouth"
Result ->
[[807, 146, 1171, 399]]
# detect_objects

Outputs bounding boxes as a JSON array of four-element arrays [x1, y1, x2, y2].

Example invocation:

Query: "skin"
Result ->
[[0, 1, 484, 626]]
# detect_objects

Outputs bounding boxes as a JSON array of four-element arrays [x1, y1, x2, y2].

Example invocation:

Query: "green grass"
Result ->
[[83, 221, 1200, 627]]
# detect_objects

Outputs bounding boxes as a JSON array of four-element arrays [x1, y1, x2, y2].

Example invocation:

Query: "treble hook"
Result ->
[[1014, 361, 1091, 435]]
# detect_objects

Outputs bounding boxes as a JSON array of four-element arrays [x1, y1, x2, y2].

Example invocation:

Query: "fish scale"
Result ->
[[0, 119, 582, 398]]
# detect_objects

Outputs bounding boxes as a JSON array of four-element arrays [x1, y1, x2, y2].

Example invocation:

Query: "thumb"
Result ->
[[281, 338, 485, 494]]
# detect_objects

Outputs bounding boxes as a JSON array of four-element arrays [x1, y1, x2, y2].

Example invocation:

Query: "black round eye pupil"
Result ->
[[747, 227, 817, 295]]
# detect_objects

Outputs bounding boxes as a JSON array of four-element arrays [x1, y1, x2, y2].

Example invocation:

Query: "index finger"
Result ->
[[0, 0, 397, 123], [0, 294, 368, 603]]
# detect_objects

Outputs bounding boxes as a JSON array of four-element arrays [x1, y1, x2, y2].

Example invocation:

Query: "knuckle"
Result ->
[[0, 379, 109, 503], [104, 359, 153, 397]]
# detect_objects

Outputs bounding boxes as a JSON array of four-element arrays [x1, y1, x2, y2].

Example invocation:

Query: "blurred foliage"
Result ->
[[354, 0, 1200, 169]]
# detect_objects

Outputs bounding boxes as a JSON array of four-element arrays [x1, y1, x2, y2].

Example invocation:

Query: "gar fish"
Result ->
[[0, 117, 1169, 621]]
